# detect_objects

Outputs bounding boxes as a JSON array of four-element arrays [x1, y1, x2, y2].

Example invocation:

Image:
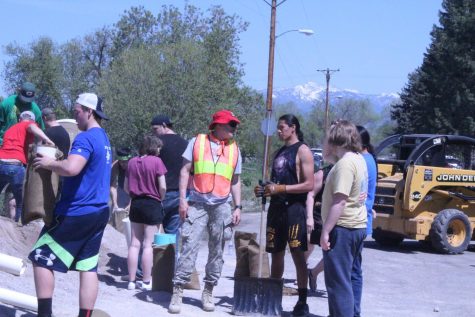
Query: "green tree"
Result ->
[[3, 37, 63, 108], [111, 6, 159, 57], [392, 0, 475, 134], [59, 39, 94, 111]]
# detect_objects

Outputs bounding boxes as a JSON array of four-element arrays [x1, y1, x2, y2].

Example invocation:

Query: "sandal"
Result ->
[[308, 268, 317, 292]]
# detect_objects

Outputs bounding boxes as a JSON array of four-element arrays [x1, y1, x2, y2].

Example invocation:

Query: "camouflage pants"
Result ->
[[173, 202, 231, 286]]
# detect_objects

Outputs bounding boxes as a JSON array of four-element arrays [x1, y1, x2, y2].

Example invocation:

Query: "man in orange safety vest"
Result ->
[[168, 109, 242, 314]]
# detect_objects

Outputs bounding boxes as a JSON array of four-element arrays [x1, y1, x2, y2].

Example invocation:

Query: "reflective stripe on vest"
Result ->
[[192, 134, 238, 197]]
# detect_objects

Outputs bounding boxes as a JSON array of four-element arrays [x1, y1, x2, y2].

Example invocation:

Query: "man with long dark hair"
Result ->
[[255, 113, 314, 316]]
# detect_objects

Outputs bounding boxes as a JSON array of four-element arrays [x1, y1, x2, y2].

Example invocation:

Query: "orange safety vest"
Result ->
[[192, 134, 239, 198]]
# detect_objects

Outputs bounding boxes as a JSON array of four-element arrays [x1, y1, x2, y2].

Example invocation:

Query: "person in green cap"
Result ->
[[0, 82, 45, 145]]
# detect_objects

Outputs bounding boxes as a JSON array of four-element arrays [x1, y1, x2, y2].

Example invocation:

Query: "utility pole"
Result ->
[[317, 68, 340, 133]]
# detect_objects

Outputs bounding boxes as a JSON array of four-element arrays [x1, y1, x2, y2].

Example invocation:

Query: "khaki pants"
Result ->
[[173, 202, 231, 286]]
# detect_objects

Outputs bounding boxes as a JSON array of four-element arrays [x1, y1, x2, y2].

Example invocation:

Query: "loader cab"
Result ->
[[375, 134, 433, 178], [406, 135, 475, 171]]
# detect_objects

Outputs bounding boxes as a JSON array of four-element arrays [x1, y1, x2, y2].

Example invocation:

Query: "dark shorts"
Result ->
[[28, 207, 109, 273], [310, 206, 323, 245], [266, 200, 307, 253], [129, 196, 164, 225]]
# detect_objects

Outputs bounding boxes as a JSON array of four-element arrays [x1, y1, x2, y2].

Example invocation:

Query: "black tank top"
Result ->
[[270, 141, 307, 203]]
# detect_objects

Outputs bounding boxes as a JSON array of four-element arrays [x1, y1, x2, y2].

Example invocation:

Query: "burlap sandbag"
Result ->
[[109, 208, 129, 234], [152, 244, 175, 293], [152, 244, 200, 291], [184, 268, 201, 290], [234, 231, 257, 278], [22, 146, 62, 226], [248, 238, 271, 278]]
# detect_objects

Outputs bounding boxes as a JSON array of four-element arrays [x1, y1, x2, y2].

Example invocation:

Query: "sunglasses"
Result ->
[[228, 121, 238, 128]]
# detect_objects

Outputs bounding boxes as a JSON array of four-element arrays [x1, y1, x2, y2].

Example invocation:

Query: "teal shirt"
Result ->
[[0, 94, 44, 145]]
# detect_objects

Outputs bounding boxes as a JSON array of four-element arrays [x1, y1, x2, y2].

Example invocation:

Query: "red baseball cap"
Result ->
[[208, 110, 241, 130]]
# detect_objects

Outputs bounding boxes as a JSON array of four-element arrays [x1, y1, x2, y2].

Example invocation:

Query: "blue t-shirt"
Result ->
[[363, 152, 377, 235], [55, 127, 112, 216]]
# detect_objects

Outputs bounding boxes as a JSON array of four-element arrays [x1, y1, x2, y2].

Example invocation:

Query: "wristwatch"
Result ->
[[234, 205, 242, 210]]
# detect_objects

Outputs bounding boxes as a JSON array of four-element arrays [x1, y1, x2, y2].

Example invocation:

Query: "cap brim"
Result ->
[[208, 119, 240, 130], [94, 110, 109, 120], [19, 94, 34, 103]]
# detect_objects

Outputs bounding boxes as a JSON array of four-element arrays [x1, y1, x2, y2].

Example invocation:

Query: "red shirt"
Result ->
[[0, 121, 35, 164]]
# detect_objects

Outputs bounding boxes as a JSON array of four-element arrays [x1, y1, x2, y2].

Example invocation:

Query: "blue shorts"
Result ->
[[28, 207, 109, 273]]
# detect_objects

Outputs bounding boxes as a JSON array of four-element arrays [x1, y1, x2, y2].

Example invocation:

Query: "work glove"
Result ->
[[254, 184, 265, 197], [263, 183, 286, 196]]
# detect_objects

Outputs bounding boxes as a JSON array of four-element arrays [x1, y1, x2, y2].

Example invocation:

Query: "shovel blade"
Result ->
[[232, 277, 283, 316]]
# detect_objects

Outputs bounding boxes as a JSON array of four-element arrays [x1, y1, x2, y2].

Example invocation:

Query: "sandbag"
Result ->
[[233, 231, 258, 278], [184, 268, 201, 290], [22, 146, 62, 226], [109, 208, 129, 234], [152, 244, 175, 293], [248, 238, 270, 278], [57, 119, 80, 143], [152, 244, 200, 291]]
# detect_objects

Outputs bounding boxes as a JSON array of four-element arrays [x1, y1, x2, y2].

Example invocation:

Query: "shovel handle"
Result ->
[[257, 180, 267, 278], [259, 180, 267, 206]]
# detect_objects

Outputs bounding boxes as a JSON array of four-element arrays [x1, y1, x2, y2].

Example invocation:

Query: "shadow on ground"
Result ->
[[364, 240, 437, 254], [0, 305, 35, 317]]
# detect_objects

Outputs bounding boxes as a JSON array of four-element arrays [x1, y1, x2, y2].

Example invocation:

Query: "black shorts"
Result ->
[[129, 196, 164, 225], [310, 206, 323, 245], [266, 200, 307, 253]]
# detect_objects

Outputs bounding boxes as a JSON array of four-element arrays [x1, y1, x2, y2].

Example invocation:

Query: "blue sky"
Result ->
[[0, 0, 442, 95]]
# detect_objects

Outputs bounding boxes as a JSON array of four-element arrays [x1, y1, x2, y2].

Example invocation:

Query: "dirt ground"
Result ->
[[1, 212, 475, 317]]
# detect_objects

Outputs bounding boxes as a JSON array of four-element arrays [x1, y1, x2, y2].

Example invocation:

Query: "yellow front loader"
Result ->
[[373, 135, 475, 254]]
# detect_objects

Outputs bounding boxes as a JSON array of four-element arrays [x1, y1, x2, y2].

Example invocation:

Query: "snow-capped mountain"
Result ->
[[268, 81, 400, 113]]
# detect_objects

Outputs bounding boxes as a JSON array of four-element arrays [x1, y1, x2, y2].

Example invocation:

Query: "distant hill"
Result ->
[[266, 81, 400, 113]]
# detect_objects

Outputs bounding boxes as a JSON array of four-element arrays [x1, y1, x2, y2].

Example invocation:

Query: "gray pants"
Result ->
[[173, 202, 231, 286]]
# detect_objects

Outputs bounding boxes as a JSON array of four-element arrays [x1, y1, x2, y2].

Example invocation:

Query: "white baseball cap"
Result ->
[[19, 110, 35, 121], [75, 93, 109, 120]]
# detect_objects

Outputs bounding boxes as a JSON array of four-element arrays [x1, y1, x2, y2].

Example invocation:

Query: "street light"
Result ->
[[258, 0, 314, 280], [276, 29, 315, 38], [262, 14, 314, 182]]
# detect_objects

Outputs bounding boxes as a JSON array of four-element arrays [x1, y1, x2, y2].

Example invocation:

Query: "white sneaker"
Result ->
[[139, 281, 152, 291], [127, 281, 136, 290]]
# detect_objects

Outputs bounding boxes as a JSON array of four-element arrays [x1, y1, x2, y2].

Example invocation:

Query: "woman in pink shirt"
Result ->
[[125, 134, 167, 290]]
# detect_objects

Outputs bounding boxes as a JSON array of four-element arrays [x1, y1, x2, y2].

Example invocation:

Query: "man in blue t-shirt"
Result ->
[[29, 93, 111, 317]]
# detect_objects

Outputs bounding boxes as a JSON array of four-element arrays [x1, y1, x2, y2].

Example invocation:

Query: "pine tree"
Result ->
[[392, 0, 475, 135]]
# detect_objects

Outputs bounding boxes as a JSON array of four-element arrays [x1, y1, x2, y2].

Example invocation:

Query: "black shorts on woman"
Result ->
[[266, 196, 308, 253], [129, 196, 164, 225]]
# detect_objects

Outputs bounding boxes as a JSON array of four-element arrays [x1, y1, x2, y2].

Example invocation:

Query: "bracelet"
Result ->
[[233, 205, 242, 210]]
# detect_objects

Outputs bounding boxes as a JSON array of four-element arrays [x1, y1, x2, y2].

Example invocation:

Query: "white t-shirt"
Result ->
[[182, 136, 242, 205]]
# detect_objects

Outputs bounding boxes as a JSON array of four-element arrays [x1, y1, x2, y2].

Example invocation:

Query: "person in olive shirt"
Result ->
[[0, 82, 44, 145]]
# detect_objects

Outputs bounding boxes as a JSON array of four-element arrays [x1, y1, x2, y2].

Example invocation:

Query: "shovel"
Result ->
[[232, 1, 284, 311], [231, 188, 283, 315]]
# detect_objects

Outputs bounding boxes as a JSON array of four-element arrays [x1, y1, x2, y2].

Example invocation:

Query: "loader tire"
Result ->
[[373, 228, 404, 247], [430, 209, 471, 254]]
